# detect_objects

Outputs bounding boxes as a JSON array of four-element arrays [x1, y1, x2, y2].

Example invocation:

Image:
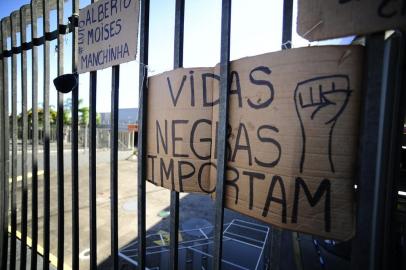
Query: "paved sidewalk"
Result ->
[[9, 237, 57, 270], [13, 153, 255, 269], [11, 153, 350, 270]]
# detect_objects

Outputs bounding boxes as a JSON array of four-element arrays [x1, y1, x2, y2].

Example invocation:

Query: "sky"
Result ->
[[0, 0, 349, 114]]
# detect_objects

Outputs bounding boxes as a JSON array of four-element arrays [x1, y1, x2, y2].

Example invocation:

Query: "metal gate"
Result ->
[[0, 0, 405, 270]]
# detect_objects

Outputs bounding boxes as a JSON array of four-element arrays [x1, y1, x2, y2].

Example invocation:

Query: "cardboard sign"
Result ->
[[146, 46, 363, 240], [297, 0, 406, 41], [78, 0, 139, 73]]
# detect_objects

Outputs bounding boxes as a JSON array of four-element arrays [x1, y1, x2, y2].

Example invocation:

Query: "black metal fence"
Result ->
[[0, 0, 405, 270]]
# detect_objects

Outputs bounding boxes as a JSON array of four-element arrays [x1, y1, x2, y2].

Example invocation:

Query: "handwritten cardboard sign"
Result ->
[[297, 0, 406, 41], [78, 0, 139, 73], [146, 46, 363, 240]]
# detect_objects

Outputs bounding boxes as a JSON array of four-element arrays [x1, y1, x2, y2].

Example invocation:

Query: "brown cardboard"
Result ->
[[78, 0, 139, 73], [146, 68, 215, 193], [146, 46, 363, 240], [297, 0, 406, 41]]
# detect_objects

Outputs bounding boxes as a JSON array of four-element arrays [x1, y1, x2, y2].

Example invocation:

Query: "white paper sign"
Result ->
[[78, 0, 139, 73]]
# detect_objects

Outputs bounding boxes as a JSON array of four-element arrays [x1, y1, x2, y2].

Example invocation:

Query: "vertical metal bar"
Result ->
[[281, 0, 293, 50], [381, 32, 406, 270], [291, 232, 304, 270], [19, 6, 30, 270], [0, 16, 10, 270], [268, 1, 293, 269], [89, 67, 97, 269], [212, 0, 232, 269], [110, 64, 120, 270], [42, 0, 51, 268], [170, 1, 184, 269], [56, 0, 65, 269], [137, 0, 150, 269], [10, 10, 19, 270], [268, 228, 282, 270], [351, 32, 406, 270], [71, 0, 80, 269], [30, 1, 39, 269], [375, 31, 406, 270], [71, 76, 80, 269], [349, 33, 386, 270], [0, 22, 4, 270], [88, 0, 98, 267]]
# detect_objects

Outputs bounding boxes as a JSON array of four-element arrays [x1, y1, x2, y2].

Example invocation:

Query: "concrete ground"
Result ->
[[10, 149, 350, 270], [8, 237, 57, 270], [12, 149, 243, 269]]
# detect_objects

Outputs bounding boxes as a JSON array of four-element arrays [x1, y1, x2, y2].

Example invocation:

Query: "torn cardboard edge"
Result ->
[[297, 0, 406, 41]]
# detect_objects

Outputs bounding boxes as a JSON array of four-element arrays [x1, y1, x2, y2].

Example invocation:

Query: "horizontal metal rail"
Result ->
[[0, 21, 76, 60]]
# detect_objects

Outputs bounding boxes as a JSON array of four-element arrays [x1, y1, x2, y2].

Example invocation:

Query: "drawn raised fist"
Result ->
[[294, 75, 351, 173]]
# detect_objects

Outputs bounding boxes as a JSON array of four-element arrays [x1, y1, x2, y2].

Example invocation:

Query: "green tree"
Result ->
[[78, 99, 88, 126], [79, 106, 89, 126], [63, 98, 72, 125], [23, 106, 56, 126], [26, 98, 102, 127], [64, 98, 96, 126], [28, 108, 44, 126], [96, 113, 101, 126], [49, 105, 57, 125]]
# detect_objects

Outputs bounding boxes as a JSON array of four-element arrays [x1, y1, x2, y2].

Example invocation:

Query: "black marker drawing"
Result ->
[[294, 75, 351, 173]]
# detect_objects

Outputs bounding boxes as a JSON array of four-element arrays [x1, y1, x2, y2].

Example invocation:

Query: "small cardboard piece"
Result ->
[[297, 0, 406, 41], [146, 46, 363, 240], [78, 0, 139, 73]]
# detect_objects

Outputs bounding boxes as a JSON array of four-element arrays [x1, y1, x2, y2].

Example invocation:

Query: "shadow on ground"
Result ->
[[97, 193, 350, 270]]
